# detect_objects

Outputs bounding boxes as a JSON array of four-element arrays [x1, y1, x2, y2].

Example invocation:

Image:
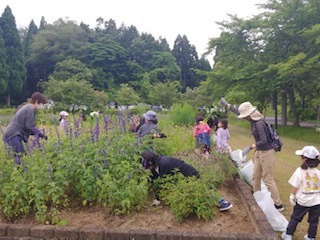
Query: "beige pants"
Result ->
[[252, 149, 282, 205]]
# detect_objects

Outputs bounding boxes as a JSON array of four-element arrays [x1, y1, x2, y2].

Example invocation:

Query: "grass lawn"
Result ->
[[228, 124, 320, 239]]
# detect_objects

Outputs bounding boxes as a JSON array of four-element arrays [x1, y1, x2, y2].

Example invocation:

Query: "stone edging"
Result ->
[[0, 175, 279, 240]]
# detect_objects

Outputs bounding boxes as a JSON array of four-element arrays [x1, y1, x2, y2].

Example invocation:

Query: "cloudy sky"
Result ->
[[0, 0, 266, 62]]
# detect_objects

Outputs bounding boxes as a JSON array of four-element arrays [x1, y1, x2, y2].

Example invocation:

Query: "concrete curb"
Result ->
[[0, 175, 279, 240]]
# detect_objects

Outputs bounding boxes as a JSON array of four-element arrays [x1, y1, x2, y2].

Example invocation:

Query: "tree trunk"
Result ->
[[281, 89, 287, 126], [287, 85, 300, 126], [6, 93, 11, 107]]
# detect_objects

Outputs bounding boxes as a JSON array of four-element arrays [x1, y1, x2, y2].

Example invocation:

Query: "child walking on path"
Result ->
[[282, 146, 320, 240], [193, 114, 211, 153], [216, 119, 231, 153]]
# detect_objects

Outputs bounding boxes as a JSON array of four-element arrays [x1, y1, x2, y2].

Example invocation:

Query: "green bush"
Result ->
[[169, 103, 198, 126]]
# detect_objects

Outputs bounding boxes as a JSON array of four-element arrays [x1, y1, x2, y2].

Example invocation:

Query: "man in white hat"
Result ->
[[226, 100, 285, 212]]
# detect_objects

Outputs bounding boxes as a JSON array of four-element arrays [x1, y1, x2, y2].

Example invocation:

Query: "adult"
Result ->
[[141, 151, 233, 211], [136, 110, 163, 139], [228, 101, 284, 211], [3, 92, 48, 164]]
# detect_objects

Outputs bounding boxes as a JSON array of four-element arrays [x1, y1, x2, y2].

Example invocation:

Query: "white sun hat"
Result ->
[[59, 111, 69, 116], [237, 102, 263, 120], [295, 146, 319, 159]]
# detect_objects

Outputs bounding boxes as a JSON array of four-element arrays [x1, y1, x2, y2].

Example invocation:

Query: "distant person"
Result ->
[[136, 110, 165, 139], [281, 146, 320, 240], [216, 119, 231, 153], [141, 151, 233, 211], [3, 92, 48, 165], [59, 111, 69, 131], [193, 114, 211, 153], [221, 99, 284, 212]]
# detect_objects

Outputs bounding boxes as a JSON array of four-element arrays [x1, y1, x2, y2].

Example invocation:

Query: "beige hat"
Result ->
[[250, 109, 264, 121], [237, 102, 257, 119]]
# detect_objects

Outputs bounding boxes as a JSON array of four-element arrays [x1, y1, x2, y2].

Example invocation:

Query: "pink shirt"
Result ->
[[193, 121, 211, 137]]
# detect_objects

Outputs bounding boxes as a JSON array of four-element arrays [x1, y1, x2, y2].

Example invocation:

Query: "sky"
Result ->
[[0, 0, 267, 63]]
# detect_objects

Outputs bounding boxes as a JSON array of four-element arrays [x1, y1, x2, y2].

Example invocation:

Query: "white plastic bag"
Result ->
[[230, 149, 247, 167], [253, 190, 288, 232], [239, 160, 254, 186]]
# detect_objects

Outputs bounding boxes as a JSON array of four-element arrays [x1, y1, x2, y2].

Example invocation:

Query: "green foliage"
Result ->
[[169, 103, 198, 126], [157, 174, 217, 222], [155, 154, 236, 222], [41, 77, 105, 112], [114, 83, 140, 105]]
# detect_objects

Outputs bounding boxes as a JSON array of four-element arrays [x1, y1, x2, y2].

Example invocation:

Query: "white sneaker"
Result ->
[[281, 232, 292, 240], [304, 234, 315, 240]]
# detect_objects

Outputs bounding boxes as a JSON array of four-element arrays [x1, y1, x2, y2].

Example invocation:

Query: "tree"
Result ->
[[0, 6, 26, 106], [172, 35, 199, 91], [28, 19, 91, 86], [0, 26, 9, 95], [149, 81, 181, 108], [22, 20, 38, 96], [50, 58, 94, 83], [114, 83, 140, 106], [42, 77, 100, 111]]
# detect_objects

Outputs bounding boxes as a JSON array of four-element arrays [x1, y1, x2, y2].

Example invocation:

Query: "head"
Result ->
[[237, 102, 263, 121], [295, 146, 320, 169], [141, 151, 158, 170], [143, 110, 157, 123], [195, 114, 204, 125], [30, 92, 47, 109], [60, 111, 69, 119], [218, 119, 228, 129]]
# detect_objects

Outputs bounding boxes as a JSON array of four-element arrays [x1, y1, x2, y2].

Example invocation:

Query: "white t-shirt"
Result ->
[[288, 167, 320, 207]]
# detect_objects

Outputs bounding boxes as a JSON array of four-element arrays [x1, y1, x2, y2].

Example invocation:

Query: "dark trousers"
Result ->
[[4, 135, 25, 165], [286, 203, 320, 238]]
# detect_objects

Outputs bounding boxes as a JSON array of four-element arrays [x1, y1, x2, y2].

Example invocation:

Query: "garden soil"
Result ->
[[0, 179, 256, 235]]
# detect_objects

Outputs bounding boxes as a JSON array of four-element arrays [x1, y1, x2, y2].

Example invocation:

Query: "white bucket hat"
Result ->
[[295, 146, 319, 159], [237, 102, 257, 119], [60, 111, 69, 116]]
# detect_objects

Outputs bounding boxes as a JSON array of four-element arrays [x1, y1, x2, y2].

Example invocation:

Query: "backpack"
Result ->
[[265, 122, 283, 152]]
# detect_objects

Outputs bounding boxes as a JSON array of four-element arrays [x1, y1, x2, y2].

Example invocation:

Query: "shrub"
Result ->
[[169, 103, 198, 126]]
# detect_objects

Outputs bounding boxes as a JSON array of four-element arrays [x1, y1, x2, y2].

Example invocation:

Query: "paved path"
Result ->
[[265, 116, 317, 128]]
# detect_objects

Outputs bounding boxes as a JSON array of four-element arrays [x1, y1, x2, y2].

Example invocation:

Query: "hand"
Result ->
[[289, 193, 296, 206], [219, 97, 229, 107], [251, 144, 256, 149]]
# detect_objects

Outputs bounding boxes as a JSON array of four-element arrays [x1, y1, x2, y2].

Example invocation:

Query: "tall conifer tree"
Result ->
[[0, 6, 26, 105], [0, 26, 9, 94]]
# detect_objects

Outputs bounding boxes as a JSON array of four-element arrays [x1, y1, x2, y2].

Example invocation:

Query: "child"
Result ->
[[216, 119, 231, 153], [193, 114, 211, 153], [59, 111, 69, 131], [282, 146, 320, 240]]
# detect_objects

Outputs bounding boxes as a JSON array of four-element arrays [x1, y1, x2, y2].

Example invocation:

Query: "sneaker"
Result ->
[[275, 204, 284, 212], [281, 232, 292, 240], [219, 198, 233, 211], [304, 234, 315, 240]]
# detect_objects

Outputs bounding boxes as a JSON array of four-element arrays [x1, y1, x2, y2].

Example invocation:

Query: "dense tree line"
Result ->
[[205, 0, 320, 126], [0, 1, 319, 126], [0, 5, 211, 109]]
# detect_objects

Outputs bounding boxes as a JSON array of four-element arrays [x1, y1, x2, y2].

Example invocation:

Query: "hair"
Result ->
[[30, 92, 47, 104], [301, 156, 320, 170], [219, 119, 228, 129], [141, 151, 158, 170], [195, 113, 204, 125]]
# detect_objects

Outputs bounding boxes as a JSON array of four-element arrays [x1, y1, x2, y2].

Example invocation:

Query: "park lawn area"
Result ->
[[228, 124, 320, 239]]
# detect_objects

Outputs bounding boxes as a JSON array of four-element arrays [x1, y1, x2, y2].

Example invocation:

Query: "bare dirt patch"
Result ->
[[56, 180, 255, 235]]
